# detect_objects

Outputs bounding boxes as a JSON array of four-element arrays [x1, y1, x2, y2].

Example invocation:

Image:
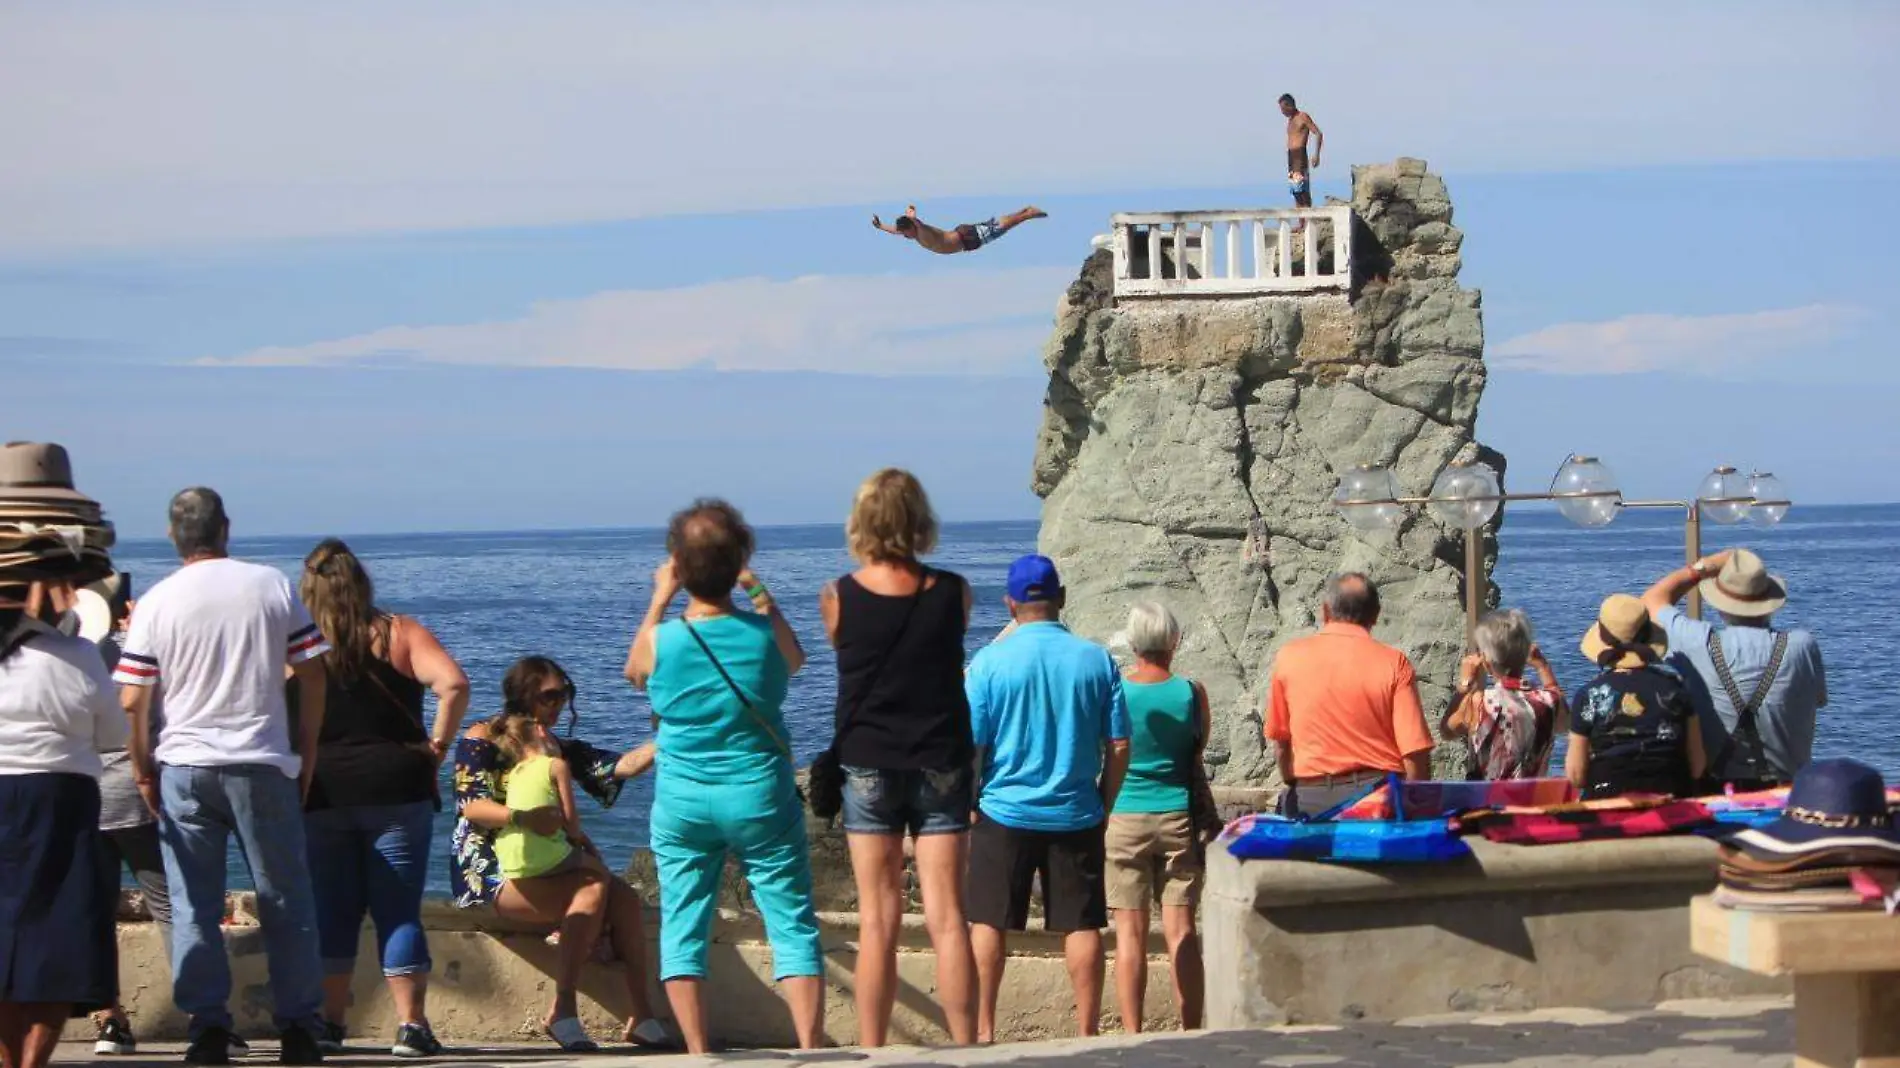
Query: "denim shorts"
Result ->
[[841, 764, 974, 837]]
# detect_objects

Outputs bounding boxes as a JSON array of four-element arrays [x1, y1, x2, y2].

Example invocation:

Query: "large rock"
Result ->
[[1033, 159, 1501, 786]]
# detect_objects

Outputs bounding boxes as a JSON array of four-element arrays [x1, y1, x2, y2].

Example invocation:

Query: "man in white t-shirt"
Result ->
[[115, 487, 332, 1066]]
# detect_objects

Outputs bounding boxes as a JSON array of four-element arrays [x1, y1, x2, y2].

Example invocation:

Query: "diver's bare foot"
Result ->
[[906, 204, 919, 218], [1023, 206, 1047, 220]]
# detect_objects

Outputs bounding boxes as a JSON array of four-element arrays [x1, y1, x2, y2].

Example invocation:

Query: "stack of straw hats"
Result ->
[[0, 442, 116, 589]]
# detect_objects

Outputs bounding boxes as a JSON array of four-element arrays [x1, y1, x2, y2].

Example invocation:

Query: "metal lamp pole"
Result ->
[[1335, 459, 1790, 638]]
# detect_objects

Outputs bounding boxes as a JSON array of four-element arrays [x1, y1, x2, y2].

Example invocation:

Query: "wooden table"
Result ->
[[1690, 896, 1900, 1067]]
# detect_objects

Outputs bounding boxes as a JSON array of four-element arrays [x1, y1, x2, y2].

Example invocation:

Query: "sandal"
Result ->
[[545, 1017, 598, 1054], [623, 1018, 673, 1049]]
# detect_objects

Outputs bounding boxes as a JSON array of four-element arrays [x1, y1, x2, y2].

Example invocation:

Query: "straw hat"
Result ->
[[1700, 549, 1787, 619], [1579, 593, 1668, 670], [0, 442, 95, 507]]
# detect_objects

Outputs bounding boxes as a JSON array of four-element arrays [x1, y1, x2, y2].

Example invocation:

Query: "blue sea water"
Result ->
[[109, 504, 1900, 894]]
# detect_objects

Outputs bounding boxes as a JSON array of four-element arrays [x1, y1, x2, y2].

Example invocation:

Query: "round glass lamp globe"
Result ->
[[1698, 465, 1750, 525], [1748, 471, 1790, 528], [1428, 463, 1501, 530], [1334, 466, 1403, 534], [1550, 455, 1621, 529]]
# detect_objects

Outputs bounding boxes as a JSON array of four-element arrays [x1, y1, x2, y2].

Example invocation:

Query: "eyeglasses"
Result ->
[[535, 687, 570, 707]]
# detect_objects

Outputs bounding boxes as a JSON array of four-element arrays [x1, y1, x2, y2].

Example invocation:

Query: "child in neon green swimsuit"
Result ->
[[494, 722, 585, 880]]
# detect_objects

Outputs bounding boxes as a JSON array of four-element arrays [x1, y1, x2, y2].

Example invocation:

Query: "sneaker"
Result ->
[[279, 1026, 325, 1066], [228, 1035, 252, 1059], [184, 1027, 235, 1067], [391, 1023, 443, 1059], [95, 1018, 138, 1056], [314, 1021, 345, 1056]]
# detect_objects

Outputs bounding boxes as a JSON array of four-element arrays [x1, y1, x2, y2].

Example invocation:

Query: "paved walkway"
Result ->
[[60, 998, 1795, 1068]]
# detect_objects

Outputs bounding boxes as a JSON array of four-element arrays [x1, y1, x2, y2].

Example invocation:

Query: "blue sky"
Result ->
[[3, 2, 1896, 536]]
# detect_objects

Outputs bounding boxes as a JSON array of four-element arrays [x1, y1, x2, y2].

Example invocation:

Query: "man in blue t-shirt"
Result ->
[[964, 555, 1131, 1043], [1642, 548, 1826, 790]]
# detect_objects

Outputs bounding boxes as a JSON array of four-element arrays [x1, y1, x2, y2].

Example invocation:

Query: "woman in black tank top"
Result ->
[[297, 539, 470, 1056], [819, 469, 977, 1047]]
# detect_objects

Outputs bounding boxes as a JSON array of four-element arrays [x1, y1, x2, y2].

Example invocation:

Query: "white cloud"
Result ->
[[1, 1, 1894, 253], [206, 267, 1075, 375], [1491, 305, 1870, 376]]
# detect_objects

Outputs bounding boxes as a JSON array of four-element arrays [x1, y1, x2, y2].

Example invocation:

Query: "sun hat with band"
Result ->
[[1724, 758, 1900, 860], [1579, 593, 1669, 671], [1700, 549, 1787, 619]]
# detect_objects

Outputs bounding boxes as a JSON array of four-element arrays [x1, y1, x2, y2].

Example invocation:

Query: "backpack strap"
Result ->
[[1705, 630, 1789, 779]]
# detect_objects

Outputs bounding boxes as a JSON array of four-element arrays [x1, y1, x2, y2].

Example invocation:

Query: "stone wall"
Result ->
[[1032, 158, 1500, 786]]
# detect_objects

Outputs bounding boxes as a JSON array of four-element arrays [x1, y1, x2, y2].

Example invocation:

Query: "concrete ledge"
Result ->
[[1205, 836, 1789, 1027], [75, 901, 1181, 1048]]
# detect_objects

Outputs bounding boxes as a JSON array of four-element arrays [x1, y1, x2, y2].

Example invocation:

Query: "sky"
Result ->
[[2, 1, 1897, 537]]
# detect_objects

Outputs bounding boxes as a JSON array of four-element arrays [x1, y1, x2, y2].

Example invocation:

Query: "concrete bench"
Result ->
[[1204, 836, 1785, 1026], [1690, 895, 1900, 1067]]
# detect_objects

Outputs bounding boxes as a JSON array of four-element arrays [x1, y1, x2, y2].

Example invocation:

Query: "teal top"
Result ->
[[648, 614, 792, 786], [1113, 674, 1198, 815]]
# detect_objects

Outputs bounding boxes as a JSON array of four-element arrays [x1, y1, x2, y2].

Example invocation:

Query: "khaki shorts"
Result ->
[[1105, 811, 1202, 910]]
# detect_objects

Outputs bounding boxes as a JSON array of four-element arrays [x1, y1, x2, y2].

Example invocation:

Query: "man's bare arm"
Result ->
[[871, 214, 901, 235], [121, 685, 159, 815], [1641, 550, 1732, 619], [1308, 115, 1324, 167]]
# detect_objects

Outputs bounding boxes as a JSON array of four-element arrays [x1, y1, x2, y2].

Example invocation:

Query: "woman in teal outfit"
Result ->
[[623, 499, 823, 1054], [1105, 602, 1207, 1033]]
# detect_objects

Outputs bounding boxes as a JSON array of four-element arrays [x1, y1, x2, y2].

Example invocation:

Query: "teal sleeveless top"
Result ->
[[648, 614, 792, 786], [1114, 675, 1197, 814]]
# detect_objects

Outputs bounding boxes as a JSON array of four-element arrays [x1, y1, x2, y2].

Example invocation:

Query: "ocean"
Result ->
[[109, 504, 1899, 894]]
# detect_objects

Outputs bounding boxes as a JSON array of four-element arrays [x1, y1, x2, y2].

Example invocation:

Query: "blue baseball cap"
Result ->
[[1006, 554, 1063, 603]]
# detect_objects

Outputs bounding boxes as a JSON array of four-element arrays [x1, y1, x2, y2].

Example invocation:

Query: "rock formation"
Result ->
[[1032, 158, 1500, 787]]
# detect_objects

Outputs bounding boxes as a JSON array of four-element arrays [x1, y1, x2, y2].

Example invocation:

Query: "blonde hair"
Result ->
[[846, 468, 938, 563], [301, 538, 385, 684]]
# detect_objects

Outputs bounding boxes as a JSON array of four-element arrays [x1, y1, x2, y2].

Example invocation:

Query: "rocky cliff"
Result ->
[[1032, 158, 1500, 787]]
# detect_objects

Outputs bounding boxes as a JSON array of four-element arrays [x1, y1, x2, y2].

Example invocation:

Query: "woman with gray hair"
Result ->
[[1106, 601, 1207, 1033], [1441, 608, 1567, 781]]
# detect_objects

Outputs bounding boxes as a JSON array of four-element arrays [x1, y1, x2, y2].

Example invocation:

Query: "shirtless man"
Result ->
[[872, 204, 1046, 255], [1279, 94, 1323, 208]]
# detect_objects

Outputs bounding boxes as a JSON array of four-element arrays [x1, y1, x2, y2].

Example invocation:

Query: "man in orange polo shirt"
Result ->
[[1264, 572, 1435, 816]]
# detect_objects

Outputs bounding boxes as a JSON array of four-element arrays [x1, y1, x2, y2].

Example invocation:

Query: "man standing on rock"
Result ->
[[1263, 573, 1434, 815], [964, 555, 1131, 1042], [1279, 93, 1322, 209]]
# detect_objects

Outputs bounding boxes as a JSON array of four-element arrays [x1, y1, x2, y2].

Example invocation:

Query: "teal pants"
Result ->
[[649, 767, 823, 981]]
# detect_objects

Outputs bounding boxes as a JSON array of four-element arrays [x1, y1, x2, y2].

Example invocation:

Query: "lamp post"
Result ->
[[1333, 457, 1792, 641]]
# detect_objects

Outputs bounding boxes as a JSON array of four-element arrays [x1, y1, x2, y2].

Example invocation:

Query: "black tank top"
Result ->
[[833, 569, 973, 770], [304, 643, 433, 811]]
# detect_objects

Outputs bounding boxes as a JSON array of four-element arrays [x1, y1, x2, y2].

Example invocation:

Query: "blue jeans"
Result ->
[[304, 802, 434, 978], [841, 764, 973, 836], [158, 764, 325, 1039], [649, 768, 822, 982]]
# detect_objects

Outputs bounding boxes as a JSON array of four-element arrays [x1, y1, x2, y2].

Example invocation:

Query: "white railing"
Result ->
[[1109, 206, 1353, 298]]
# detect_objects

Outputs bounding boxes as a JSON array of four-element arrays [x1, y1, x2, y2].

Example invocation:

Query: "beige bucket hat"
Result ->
[[1700, 549, 1787, 618], [1580, 593, 1668, 670]]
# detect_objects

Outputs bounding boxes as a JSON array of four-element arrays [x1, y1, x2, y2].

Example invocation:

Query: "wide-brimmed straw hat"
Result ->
[[1579, 593, 1668, 670], [1725, 758, 1900, 860], [1700, 549, 1787, 619]]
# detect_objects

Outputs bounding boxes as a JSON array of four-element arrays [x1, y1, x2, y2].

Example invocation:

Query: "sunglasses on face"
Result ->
[[535, 686, 571, 707]]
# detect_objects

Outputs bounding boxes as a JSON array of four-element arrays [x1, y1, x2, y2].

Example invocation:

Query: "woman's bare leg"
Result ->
[[912, 833, 977, 1045], [781, 976, 825, 1050], [603, 877, 658, 1031], [387, 974, 428, 1027], [10, 1004, 67, 1068], [1113, 907, 1149, 1034], [663, 979, 709, 1054], [845, 833, 904, 1047], [0, 1002, 25, 1068], [1162, 904, 1203, 1030], [493, 866, 608, 1027]]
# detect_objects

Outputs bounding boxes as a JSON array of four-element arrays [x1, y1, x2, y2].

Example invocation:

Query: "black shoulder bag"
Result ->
[[1703, 630, 1789, 789], [1184, 682, 1224, 848], [682, 619, 805, 803], [807, 570, 930, 821]]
